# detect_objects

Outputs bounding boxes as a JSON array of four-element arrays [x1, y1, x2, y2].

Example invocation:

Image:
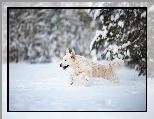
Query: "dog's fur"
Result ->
[[60, 48, 124, 85]]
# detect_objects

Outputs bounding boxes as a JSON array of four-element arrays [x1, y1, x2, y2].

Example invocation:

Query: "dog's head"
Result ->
[[60, 48, 75, 70]]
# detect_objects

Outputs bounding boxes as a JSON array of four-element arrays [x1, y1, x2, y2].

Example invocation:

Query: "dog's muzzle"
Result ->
[[60, 63, 69, 70], [63, 65, 69, 70]]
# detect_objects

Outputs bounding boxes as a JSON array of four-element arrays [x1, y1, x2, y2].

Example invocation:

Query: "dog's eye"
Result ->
[[65, 59, 67, 61]]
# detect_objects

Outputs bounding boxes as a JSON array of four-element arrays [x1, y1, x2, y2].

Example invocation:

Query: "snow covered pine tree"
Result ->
[[90, 9, 146, 76]]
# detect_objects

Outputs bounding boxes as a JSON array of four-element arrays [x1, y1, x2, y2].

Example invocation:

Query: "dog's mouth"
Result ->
[[63, 65, 69, 70]]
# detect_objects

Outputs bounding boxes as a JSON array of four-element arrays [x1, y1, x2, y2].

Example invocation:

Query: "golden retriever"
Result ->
[[60, 48, 124, 85]]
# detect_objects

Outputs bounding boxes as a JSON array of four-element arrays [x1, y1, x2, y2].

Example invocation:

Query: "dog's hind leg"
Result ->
[[108, 73, 119, 83]]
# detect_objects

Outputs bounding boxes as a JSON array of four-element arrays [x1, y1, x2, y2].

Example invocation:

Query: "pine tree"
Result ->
[[90, 8, 147, 76]]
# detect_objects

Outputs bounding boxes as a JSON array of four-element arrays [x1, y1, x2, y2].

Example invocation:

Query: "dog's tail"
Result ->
[[108, 58, 124, 71]]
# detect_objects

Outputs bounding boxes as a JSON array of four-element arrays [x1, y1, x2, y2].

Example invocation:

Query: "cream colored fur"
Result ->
[[60, 49, 124, 85]]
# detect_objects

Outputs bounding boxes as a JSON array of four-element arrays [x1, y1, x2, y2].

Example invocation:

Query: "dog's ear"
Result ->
[[66, 48, 70, 55], [71, 49, 75, 59]]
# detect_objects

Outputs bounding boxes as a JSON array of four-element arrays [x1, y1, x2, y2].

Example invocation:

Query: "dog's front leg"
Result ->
[[69, 74, 74, 85], [109, 74, 119, 83], [78, 72, 91, 83], [77, 66, 92, 83], [77, 72, 92, 87]]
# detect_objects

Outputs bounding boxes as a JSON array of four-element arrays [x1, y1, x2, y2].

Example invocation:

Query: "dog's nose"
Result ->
[[60, 63, 62, 67]]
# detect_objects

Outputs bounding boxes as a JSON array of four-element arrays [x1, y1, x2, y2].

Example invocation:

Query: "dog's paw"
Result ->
[[81, 78, 92, 87], [78, 78, 88, 83], [69, 81, 73, 85], [85, 76, 90, 82], [85, 79, 89, 82]]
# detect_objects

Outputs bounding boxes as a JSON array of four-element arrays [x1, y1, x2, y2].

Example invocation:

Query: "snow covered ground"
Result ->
[[7, 60, 146, 111], [2, 61, 154, 118]]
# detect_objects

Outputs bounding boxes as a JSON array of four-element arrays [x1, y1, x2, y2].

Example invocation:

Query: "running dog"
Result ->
[[60, 48, 124, 85]]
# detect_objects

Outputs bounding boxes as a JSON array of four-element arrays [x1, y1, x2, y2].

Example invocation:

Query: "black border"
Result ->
[[7, 7, 147, 112], [7, 7, 10, 112]]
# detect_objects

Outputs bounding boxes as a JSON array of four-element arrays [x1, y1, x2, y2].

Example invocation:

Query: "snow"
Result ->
[[134, 45, 138, 48], [118, 54, 123, 59], [90, 29, 108, 51], [106, 52, 110, 59], [87, 9, 91, 14], [35, 22, 46, 26], [110, 32, 113, 36], [108, 22, 113, 29], [113, 46, 118, 54], [104, 41, 108, 47], [124, 51, 127, 56], [96, 30, 103, 36], [110, 45, 118, 55], [141, 11, 146, 18], [108, 45, 113, 51], [100, 15, 104, 21], [2, 62, 153, 119], [121, 41, 131, 49], [94, 9, 101, 19], [118, 20, 124, 28], [90, 49, 97, 61], [90, 36, 96, 51], [4, 61, 146, 112], [134, 9, 137, 17], [103, 49, 107, 55], [111, 15, 114, 21], [111, 12, 120, 21], [114, 13, 120, 21], [101, 26, 108, 38], [127, 49, 130, 57]]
